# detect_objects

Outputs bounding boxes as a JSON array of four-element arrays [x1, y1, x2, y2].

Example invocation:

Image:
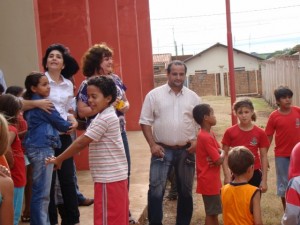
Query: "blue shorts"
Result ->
[[275, 157, 290, 197]]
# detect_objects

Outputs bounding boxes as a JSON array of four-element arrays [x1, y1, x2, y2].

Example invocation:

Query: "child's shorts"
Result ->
[[275, 157, 290, 197], [202, 194, 222, 216]]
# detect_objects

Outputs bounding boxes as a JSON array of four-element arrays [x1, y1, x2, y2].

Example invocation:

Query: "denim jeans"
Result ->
[[148, 147, 195, 225], [13, 187, 24, 225], [49, 134, 80, 225], [27, 147, 54, 225], [121, 131, 131, 185]]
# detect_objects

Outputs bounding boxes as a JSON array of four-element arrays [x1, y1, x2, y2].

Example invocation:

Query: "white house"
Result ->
[[184, 43, 263, 76]]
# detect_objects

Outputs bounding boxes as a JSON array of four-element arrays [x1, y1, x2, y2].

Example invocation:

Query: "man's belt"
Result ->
[[157, 142, 190, 150]]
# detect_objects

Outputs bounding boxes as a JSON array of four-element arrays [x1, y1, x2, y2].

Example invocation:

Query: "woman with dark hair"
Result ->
[[22, 43, 80, 225]]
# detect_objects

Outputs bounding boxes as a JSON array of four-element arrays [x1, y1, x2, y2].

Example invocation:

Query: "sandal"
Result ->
[[21, 215, 30, 223], [129, 216, 139, 224]]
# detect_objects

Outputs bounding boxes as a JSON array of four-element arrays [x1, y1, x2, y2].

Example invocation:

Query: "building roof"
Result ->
[[184, 43, 264, 62], [172, 55, 193, 61], [152, 53, 172, 66]]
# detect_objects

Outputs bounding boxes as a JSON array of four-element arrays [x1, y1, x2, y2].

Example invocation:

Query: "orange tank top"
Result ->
[[221, 183, 259, 225]]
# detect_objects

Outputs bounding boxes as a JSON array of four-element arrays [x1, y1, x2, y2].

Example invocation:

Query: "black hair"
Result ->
[[228, 146, 255, 176], [23, 72, 45, 100], [274, 85, 293, 101], [82, 43, 113, 77], [5, 86, 24, 97], [0, 94, 22, 124], [166, 60, 187, 74], [0, 84, 4, 95], [87, 76, 117, 104], [193, 103, 211, 126], [233, 98, 257, 122], [42, 43, 79, 79]]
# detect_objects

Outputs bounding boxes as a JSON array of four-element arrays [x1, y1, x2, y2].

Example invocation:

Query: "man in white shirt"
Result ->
[[139, 60, 201, 225]]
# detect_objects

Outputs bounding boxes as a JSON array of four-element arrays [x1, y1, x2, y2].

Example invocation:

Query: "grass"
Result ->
[[143, 96, 283, 225], [189, 96, 282, 225]]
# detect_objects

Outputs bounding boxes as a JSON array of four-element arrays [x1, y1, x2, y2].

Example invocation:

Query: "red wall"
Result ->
[[34, 0, 153, 169]]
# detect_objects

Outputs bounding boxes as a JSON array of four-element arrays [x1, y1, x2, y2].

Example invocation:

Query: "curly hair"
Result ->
[[87, 76, 117, 105], [82, 43, 113, 77]]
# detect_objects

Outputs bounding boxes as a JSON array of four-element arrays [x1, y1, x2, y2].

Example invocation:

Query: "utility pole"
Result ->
[[172, 27, 178, 56], [225, 0, 237, 125]]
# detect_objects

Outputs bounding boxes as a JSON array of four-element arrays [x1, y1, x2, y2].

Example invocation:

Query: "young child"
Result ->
[[221, 146, 262, 225], [22, 72, 72, 225], [0, 94, 26, 225], [6, 85, 31, 222], [222, 98, 269, 192], [192, 103, 224, 225], [0, 113, 14, 225], [47, 76, 129, 225], [265, 85, 300, 210], [282, 142, 300, 225]]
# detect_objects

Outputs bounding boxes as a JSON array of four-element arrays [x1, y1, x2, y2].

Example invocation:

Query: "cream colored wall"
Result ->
[[0, 1, 39, 88], [186, 46, 261, 76]]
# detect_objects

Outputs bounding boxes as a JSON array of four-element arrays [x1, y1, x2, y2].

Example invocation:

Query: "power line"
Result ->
[[151, 5, 300, 21]]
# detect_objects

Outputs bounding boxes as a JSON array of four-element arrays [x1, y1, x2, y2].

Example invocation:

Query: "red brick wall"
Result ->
[[154, 70, 262, 96]]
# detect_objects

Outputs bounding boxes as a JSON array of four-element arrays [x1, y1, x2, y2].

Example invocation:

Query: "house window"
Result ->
[[195, 70, 207, 74], [234, 67, 245, 71], [154, 66, 160, 73]]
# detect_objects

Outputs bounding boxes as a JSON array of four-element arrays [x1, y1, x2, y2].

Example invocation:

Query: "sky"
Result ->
[[149, 0, 300, 55]]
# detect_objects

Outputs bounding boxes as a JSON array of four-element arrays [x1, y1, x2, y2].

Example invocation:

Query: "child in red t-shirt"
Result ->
[[265, 85, 300, 210], [222, 98, 269, 192], [193, 103, 224, 225]]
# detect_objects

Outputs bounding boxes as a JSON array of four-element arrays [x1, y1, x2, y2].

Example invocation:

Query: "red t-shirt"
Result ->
[[222, 124, 270, 170], [265, 106, 300, 157], [9, 125, 26, 187], [196, 129, 222, 195]]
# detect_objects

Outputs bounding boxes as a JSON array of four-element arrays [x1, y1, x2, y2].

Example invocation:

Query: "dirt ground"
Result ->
[[141, 96, 283, 225]]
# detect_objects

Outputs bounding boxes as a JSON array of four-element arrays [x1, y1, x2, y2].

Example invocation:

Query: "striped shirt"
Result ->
[[139, 84, 200, 146], [85, 106, 128, 183]]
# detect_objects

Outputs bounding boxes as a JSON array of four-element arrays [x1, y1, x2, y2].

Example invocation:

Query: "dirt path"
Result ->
[[142, 96, 283, 225]]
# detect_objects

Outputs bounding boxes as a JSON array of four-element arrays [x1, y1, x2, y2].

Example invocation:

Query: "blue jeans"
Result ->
[[27, 147, 54, 225], [13, 187, 24, 225], [148, 148, 195, 225], [121, 131, 131, 184]]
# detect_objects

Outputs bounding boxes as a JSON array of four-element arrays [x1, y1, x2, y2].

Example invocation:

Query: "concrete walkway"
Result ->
[[20, 131, 150, 225]]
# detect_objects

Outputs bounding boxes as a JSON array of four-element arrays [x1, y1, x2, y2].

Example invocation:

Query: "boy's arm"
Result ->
[[46, 134, 92, 169], [213, 149, 225, 165], [259, 147, 268, 193], [22, 99, 53, 113], [222, 144, 231, 184], [252, 190, 263, 225]]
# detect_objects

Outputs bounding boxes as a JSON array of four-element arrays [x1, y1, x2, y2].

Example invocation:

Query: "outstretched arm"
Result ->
[[46, 134, 92, 169]]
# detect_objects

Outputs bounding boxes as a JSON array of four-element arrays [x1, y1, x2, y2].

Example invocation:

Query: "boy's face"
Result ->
[[87, 85, 112, 113], [277, 96, 292, 110], [206, 108, 217, 126]]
